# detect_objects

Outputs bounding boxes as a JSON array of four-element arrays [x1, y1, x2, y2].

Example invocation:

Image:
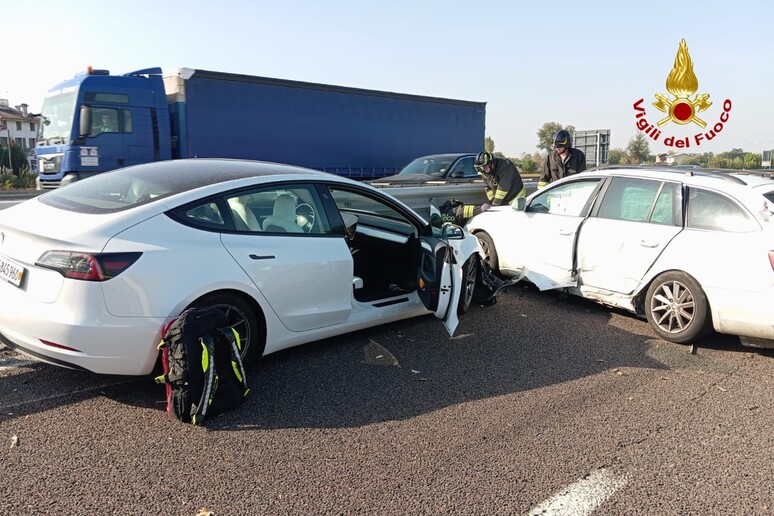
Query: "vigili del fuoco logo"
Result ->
[[633, 39, 732, 149]]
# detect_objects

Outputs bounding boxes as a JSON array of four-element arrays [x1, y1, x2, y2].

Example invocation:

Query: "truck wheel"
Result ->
[[191, 292, 261, 364], [457, 256, 479, 315], [644, 271, 713, 344]]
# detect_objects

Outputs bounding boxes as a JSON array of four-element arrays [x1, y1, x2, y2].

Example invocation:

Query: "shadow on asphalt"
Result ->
[[1, 285, 771, 427]]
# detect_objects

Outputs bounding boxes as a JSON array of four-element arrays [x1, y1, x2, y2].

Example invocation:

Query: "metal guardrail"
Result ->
[[0, 190, 41, 200], [377, 180, 538, 215]]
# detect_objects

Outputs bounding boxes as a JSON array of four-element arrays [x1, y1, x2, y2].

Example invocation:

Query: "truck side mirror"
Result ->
[[79, 105, 92, 138]]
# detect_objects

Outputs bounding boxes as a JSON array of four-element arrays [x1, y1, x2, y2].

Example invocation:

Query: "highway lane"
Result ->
[[1, 286, 771, 514]]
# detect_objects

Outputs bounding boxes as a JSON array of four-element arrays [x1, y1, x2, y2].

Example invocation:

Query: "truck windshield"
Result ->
[[38, 92, 77, 145], [398, 156, 455, 177]]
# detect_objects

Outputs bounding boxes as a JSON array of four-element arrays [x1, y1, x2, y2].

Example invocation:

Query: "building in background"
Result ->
[[0, 99, 38, 172]]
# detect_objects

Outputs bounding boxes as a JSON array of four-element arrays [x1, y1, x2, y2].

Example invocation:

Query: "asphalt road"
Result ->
[[1, 286, 771, 515]]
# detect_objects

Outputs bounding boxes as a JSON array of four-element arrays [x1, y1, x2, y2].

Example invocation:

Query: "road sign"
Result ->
[[573, 129, 610, 167]]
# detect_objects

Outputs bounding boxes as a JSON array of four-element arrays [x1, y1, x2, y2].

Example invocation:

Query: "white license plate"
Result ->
[[0, 255, 25, 288]]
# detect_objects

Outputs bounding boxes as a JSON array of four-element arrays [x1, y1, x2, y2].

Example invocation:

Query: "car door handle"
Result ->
[[249, 254, 275, 260], [558, 229, 574, 236], [640, 241, 660, 248]]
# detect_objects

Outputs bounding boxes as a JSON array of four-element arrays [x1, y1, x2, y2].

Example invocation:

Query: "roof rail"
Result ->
[[589, 165, 752, 184]]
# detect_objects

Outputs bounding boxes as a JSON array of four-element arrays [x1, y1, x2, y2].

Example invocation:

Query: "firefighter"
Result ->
[[453, 151, 525, 224], [538, 129, 586, 188]]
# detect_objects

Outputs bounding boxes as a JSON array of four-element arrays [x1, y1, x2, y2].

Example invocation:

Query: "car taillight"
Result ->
[[36, 251, 142, 281], [769, 251, 774, 271]]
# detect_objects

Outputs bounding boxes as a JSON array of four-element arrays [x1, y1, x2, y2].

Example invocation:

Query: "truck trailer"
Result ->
[[34, 67, 486, 189]]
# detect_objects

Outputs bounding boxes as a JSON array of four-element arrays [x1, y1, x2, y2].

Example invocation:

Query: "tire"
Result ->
[[191, 292, 261, 364], [457, 255, 479, 315], [475, 231, 499, 272], [644, 271, 713, 344]]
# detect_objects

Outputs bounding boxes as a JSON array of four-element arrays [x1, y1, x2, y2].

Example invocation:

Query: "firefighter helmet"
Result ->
[[475, 151, 494, 171], [553, 130, 572, 149]]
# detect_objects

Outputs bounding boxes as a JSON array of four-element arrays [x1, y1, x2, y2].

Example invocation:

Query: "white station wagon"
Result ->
[[467, 166, 774, 347]]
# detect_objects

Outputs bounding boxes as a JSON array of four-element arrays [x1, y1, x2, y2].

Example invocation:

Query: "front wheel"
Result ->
[[644, 271, 713, 344], [475, 231, 499, 272], [457, 255, 479, 315], [191, 293, 261, 364]]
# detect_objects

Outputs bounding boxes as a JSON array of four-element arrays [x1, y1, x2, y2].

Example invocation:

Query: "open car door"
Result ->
[[417, 206, 469, 336]]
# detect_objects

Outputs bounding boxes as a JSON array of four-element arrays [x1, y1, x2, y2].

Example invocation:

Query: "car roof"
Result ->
[[411, 153, 475, 160], [585, 165, 774, 189]]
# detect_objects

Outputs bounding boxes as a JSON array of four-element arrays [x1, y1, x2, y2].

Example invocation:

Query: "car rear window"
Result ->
[[37, 161, 275, 214]]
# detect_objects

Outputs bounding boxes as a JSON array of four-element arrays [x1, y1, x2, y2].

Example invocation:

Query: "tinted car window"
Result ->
[[686, 188, 757, 232], [224, 184, 330, 234], [527, 179, 601, 217], [449, 157, 477, 178], [398, 156, 456, 177], [597, 177, 679, 226], [179, 201, 226, 230]]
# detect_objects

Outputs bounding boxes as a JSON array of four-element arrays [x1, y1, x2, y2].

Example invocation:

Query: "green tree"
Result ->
[[519, 155, 539, 174], [484, 136, 495, 152], [708, 156, 729, 168], [680, 154, 705, 167], [743, 152, 762, 169], [720, 148, 745, 161], [0, 143, 30, 176], [626, 133, 650, 164], [536, 122, 576, 151], [607, 148, 628, 165]]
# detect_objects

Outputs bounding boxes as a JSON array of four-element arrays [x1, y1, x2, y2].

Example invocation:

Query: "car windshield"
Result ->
[[398, 156, 456, 177]]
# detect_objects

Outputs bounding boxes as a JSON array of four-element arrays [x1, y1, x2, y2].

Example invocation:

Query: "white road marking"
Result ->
[[528, 468, 627, 516]]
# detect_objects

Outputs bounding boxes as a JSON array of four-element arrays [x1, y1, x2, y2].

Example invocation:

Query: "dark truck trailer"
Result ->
[[34, 67, 486, 189]]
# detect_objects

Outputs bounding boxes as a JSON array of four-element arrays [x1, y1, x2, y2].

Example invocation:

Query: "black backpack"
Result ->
[[155, 307, 250, 425]]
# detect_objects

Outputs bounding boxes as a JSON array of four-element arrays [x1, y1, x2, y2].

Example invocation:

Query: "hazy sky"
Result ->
[[4, 1, 772, 157]]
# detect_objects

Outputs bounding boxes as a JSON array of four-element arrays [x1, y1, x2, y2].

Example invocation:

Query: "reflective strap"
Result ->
[[194, 335, 217, 423], [462, 205, 476, 218], [154, 373, 184, 384], [217, 327, 249, 393], [537, 181, 548, 189], [515, 188, 526, 199], [486, 191, 494, 201], [230, 327, 242, 351], [494, 189, 508, 200]]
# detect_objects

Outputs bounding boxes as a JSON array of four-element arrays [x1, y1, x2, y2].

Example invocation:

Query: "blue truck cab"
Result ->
[[36, 67, 172, 189]]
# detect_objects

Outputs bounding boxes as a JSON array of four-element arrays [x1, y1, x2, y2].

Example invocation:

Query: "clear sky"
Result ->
[[4, 0, 772, 157]]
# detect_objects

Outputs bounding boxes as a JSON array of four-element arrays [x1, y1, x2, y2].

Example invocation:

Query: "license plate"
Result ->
[[0, 255, 25, 288]]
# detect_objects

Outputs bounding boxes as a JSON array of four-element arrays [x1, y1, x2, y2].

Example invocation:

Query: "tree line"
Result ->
[[486, 122, 767, 174]]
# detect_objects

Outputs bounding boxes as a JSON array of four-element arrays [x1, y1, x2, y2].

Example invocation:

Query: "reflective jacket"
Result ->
[[458, 158, 524, 219], [539, 148, 587, 186]]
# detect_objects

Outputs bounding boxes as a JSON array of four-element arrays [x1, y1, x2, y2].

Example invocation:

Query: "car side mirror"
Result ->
[[441, 222, 465, 240], [513, 197, 526, 211]]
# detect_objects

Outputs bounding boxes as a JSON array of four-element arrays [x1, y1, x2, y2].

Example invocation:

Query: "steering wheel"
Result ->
[[295, 203, 316, 233]]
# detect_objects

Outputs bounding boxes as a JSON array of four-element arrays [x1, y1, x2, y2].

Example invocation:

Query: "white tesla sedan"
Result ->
[[0, 159, 482, 375], [467, 166, 774, 348]]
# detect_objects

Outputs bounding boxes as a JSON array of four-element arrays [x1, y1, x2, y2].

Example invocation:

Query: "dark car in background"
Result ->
[[371, 153, 481, 186]]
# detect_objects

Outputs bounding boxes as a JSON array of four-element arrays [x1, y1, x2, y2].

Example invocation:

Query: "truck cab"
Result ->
[[35, 67, 172, 189]]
